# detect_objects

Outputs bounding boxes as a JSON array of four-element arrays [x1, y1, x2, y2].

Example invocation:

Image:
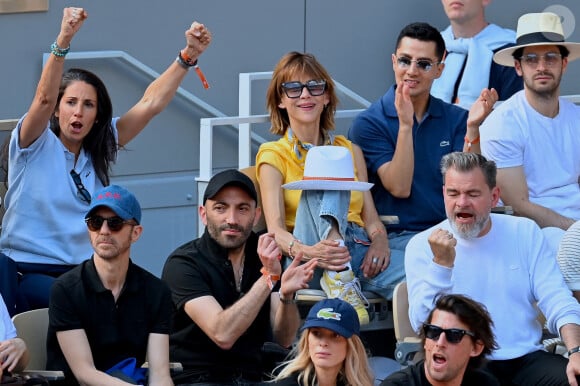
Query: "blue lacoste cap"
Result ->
[[302, 298, 360, 338]]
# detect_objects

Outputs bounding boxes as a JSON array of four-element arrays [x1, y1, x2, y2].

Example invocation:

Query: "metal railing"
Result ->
[[42, 50, 225, 120], [195, 108, 365, 236]]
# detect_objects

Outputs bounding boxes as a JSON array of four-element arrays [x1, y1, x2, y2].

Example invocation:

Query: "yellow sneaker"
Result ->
[[320, 269, 370, 325]]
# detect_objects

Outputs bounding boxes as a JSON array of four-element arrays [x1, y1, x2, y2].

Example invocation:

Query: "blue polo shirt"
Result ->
[[348, 85, 467, 233]]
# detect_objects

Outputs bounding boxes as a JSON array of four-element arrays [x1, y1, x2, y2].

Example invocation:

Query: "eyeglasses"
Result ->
[[281, 80, 327, 98], [85, 215, 135, 232], [70, 170, 91, 204], [396, 57, 439, 72], [519, 52, 562, 68], [423, 324, 475, 344]]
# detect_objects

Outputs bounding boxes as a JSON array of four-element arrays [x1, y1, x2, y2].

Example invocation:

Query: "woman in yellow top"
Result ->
[[256, 52, 405, 324]]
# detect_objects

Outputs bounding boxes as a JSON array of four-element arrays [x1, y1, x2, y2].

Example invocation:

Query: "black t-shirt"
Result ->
[[381, 360, 500, 386], [162, 230, 274, 383], [47, 258, 173, 385]]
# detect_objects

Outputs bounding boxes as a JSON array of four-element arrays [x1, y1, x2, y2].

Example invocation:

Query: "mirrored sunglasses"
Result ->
[[85, 215, 134, 232], [396, 57, 438, 72], [281, 80, 327, 98], [423, 323, 475, 344]]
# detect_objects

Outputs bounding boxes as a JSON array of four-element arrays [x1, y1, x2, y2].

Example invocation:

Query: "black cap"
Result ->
[[203, 169, 258, 204]]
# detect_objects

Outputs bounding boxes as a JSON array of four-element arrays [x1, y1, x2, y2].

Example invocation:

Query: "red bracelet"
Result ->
[[464, 134, 480, 152], [179, 50, 198, 66], [179, 50, 210, 89], [370, 228, 386, 241], [260, 267, 280, 290]]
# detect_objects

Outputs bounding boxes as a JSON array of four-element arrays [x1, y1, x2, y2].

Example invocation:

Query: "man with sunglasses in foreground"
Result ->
[[349, 22, 497, 268], [406, 152, 580, 385], [382, 293, 499, 385], [47, 185, 174, 386]]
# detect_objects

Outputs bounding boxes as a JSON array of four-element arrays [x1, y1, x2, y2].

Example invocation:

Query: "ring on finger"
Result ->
[[372, 257, 379, 264]]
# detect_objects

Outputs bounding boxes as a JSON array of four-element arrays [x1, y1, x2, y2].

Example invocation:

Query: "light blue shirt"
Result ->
[[0, 294, 16, 340], [0, 116, 119, 265]]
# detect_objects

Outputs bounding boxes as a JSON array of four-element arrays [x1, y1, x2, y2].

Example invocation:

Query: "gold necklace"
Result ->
[[236, 254, 245, 292]]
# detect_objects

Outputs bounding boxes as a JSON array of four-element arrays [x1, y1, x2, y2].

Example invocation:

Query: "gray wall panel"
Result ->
[[0, 0, 579, 276]]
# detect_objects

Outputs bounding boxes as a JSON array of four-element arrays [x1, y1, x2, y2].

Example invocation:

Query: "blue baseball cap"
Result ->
[[85, 185, 142, 224], [302, 298, 360, 338]]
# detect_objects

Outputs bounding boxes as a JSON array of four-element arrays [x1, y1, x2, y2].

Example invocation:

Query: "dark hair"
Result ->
[[440, 152, 497, 189], [266, 51, 337, 136], [425, 293, 498, 368], [513, 45, 570, 60], [50, 68, 116, 186], [395, 22, 446, 61]]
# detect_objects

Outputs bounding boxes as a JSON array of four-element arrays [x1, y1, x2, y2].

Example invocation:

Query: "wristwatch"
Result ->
[[568, 346, 580, 357], [279, 292, 297, 305]]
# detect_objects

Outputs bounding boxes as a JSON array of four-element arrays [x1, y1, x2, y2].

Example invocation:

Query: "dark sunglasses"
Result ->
[[396, 57, 439, 72], [423, 324, 475, 344], [85, 215, 135, 232], [70, 170, 91, 204], [281, 80, 327, 98]]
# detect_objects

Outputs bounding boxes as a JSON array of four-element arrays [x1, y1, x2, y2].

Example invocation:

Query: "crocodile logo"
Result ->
[[316, 308, 341, 321]]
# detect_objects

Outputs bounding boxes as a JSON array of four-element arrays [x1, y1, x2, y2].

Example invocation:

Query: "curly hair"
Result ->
[[266, 51, 338, 136]]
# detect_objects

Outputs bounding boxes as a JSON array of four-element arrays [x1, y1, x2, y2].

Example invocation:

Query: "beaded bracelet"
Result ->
[[50, 41, 70, 57], [288, 238, 301, 259]]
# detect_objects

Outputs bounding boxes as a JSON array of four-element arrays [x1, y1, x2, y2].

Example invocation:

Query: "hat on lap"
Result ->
[[282, 145, 373, 191]]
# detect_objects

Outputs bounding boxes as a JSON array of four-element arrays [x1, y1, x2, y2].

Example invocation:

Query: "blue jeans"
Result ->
[[388, 230, 419, 255], [292, 190, 405, 300], [0, 253, 74, 316]]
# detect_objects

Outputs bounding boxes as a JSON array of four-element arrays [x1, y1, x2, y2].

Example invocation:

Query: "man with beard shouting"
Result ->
[[405, 152, 580, 385]]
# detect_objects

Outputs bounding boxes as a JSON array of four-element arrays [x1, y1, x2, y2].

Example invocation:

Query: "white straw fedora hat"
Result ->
[[494, 12, 580, 67], [282, 146, 373, 191]]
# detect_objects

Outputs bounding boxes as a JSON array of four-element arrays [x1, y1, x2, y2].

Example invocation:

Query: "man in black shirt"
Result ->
[[162, 169, 316, 385], [47, 185, 173, 386], [382, 293, 499, 386]]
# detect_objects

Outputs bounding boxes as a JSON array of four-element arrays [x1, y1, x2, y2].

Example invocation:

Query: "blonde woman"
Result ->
[[269, 298, 374, 386]]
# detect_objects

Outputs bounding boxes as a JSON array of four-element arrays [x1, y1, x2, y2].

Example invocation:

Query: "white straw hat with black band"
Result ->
[[494, 12, 580, 67], [282, 145, 373, 191]]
